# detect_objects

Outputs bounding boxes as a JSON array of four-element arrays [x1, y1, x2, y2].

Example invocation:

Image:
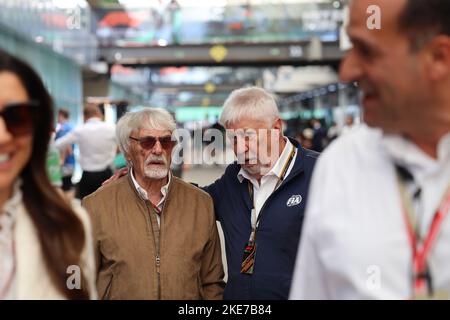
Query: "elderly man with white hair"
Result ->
[[82, 107, 225, 300], [203, 86, 319, 299]]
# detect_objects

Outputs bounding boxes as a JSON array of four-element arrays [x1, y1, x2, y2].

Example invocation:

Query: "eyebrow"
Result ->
[[347, 30, 382, 53]]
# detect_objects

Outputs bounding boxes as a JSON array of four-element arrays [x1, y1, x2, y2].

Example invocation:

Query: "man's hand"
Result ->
[[102, 167, 128, 186]]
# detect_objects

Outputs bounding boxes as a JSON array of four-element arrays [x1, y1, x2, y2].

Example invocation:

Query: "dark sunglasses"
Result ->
[[0, 101, 39, 136], [129, 135, 176, 150]]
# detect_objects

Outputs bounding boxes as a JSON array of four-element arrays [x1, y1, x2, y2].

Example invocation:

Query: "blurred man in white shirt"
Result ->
[[55, 105, 117, 199], [290, 0, 450, 300]]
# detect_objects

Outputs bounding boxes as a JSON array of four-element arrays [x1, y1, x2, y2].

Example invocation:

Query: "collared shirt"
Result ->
[[0, 181, 22, 300], [237, 138, 297, 220], [290, 125, 450, 299], [130, 168, 171, 227], [55, 117, 117, 172], [382, 132, 450, 237]]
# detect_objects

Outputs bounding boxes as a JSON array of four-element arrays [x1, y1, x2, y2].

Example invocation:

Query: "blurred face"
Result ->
[[128, 128, 175, 181], [58, 113, 66, 124], [0, 72, 33, 194], [340, 0, 430, 134], [227, 117, 283, 177]]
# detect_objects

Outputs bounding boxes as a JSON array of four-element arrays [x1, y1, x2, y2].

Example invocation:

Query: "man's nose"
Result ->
[[236, 137, 249, 154], [339, 50, 363, 84], [151, 140, 163, 154]]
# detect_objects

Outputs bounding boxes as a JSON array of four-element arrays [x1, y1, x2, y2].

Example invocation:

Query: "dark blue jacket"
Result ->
[[204, 138, 318, 300]]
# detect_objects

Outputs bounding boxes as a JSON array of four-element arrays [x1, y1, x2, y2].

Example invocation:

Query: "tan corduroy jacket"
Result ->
[[82, 174, 225, 300]]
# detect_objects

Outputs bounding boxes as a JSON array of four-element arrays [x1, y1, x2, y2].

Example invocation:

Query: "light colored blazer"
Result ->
[[14, 200, 97, 299]]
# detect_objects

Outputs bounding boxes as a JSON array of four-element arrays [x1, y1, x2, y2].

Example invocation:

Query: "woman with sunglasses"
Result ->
[[0, 50, 96, 299]]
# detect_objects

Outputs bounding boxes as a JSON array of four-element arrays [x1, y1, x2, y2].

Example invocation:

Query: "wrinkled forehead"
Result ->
[[133, 127, 172, 138], [226, 117, 273, 130], [347, 0, 406, 40]]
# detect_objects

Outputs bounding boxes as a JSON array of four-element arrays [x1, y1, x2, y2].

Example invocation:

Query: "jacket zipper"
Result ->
[[157, 196, 169, 300], [145, 202, 162, 300], [156, 253, 161, 299]]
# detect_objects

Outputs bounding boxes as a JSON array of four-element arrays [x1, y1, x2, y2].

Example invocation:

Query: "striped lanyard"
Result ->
[[247, 146, 296, 244], [397, 170, 450, 298]]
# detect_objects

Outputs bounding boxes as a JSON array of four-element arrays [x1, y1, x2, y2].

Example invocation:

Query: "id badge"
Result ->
[[240, 242, 257, 275]]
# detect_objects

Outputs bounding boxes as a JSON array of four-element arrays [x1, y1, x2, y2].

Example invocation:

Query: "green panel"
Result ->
[[175, 106, 222, 122], [0, 25, 83, 124], [109, 81, 146, 106]]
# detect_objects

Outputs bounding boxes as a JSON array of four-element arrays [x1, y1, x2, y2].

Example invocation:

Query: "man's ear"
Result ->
[[272, 118, 283, 131], [426, 35, 450, 81]]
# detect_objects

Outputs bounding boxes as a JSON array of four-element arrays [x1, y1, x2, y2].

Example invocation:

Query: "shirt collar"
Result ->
[[86, 117, 102, 123], [237, 138, 294, 183], [382, 131, 450, 182], [130, 168, 171, 203]]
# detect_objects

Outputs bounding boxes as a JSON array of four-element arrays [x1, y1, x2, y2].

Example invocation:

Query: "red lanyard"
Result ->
[[151, 203, 162, 216], [399, 182, 450, 297]]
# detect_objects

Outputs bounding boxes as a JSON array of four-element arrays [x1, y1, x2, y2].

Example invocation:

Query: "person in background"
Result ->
[[55, 105, 116, 199], [326, 121, 339, 143], [290, 0, 450, 299], [83, 108, 224, 300], [47, 131, 63, 190], [310, 118, 327, 152], [300, 128, 314, 150], [340, 114, 355, 135], [0, 49, 96, 299], [55, 109, 75, 199]]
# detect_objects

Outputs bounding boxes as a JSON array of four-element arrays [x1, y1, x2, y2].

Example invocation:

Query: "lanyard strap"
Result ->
[[151, 202, 162, 216], [247, 146, 296, 233], [396, 169, 450, 297]]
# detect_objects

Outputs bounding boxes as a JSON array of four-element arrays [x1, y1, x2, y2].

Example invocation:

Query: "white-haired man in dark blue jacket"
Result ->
[[204, 86, 318, 300]]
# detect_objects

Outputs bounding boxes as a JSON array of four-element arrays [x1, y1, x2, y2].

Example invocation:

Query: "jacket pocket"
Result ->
[[102, 274, 114, 300]]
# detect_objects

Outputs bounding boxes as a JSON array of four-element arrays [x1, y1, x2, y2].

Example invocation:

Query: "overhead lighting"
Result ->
[[52, 0, 88, 9], [35, 36, 44, 43], [118, 0, 156, 8], [158, 39, 168, 47]]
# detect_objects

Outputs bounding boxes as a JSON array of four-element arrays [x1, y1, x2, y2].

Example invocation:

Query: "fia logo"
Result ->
[[286, 195, 302, 207]]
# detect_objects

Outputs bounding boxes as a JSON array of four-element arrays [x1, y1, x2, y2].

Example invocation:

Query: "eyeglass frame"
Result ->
[[129, 135, 177, 150]]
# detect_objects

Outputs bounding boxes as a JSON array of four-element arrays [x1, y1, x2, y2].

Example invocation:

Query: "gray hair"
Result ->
[[219, 86, 280, 128], [116, 107, 176, 157]]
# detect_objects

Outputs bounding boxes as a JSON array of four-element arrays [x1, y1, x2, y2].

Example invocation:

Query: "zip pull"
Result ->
[[156, 254, 161, 273]]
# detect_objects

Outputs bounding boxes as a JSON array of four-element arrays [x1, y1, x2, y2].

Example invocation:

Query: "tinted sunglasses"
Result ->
[[129, 135, 176, 150], [0, 101, 39, 136]]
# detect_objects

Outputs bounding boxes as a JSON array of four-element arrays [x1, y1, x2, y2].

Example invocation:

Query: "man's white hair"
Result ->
[[219, 86, 280, 127], [116, 107, 176, 158]]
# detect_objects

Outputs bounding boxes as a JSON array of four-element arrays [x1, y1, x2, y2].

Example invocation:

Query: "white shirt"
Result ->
[[55, 118, 117, 172], [237, 138, 297, 221], [290, 125, 450, 299], [130, 168, 171, 227], [0, 181, 22, 299]]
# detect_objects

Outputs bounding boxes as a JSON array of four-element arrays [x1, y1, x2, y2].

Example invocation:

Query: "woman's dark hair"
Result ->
[[0, 49, 89, 299]]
